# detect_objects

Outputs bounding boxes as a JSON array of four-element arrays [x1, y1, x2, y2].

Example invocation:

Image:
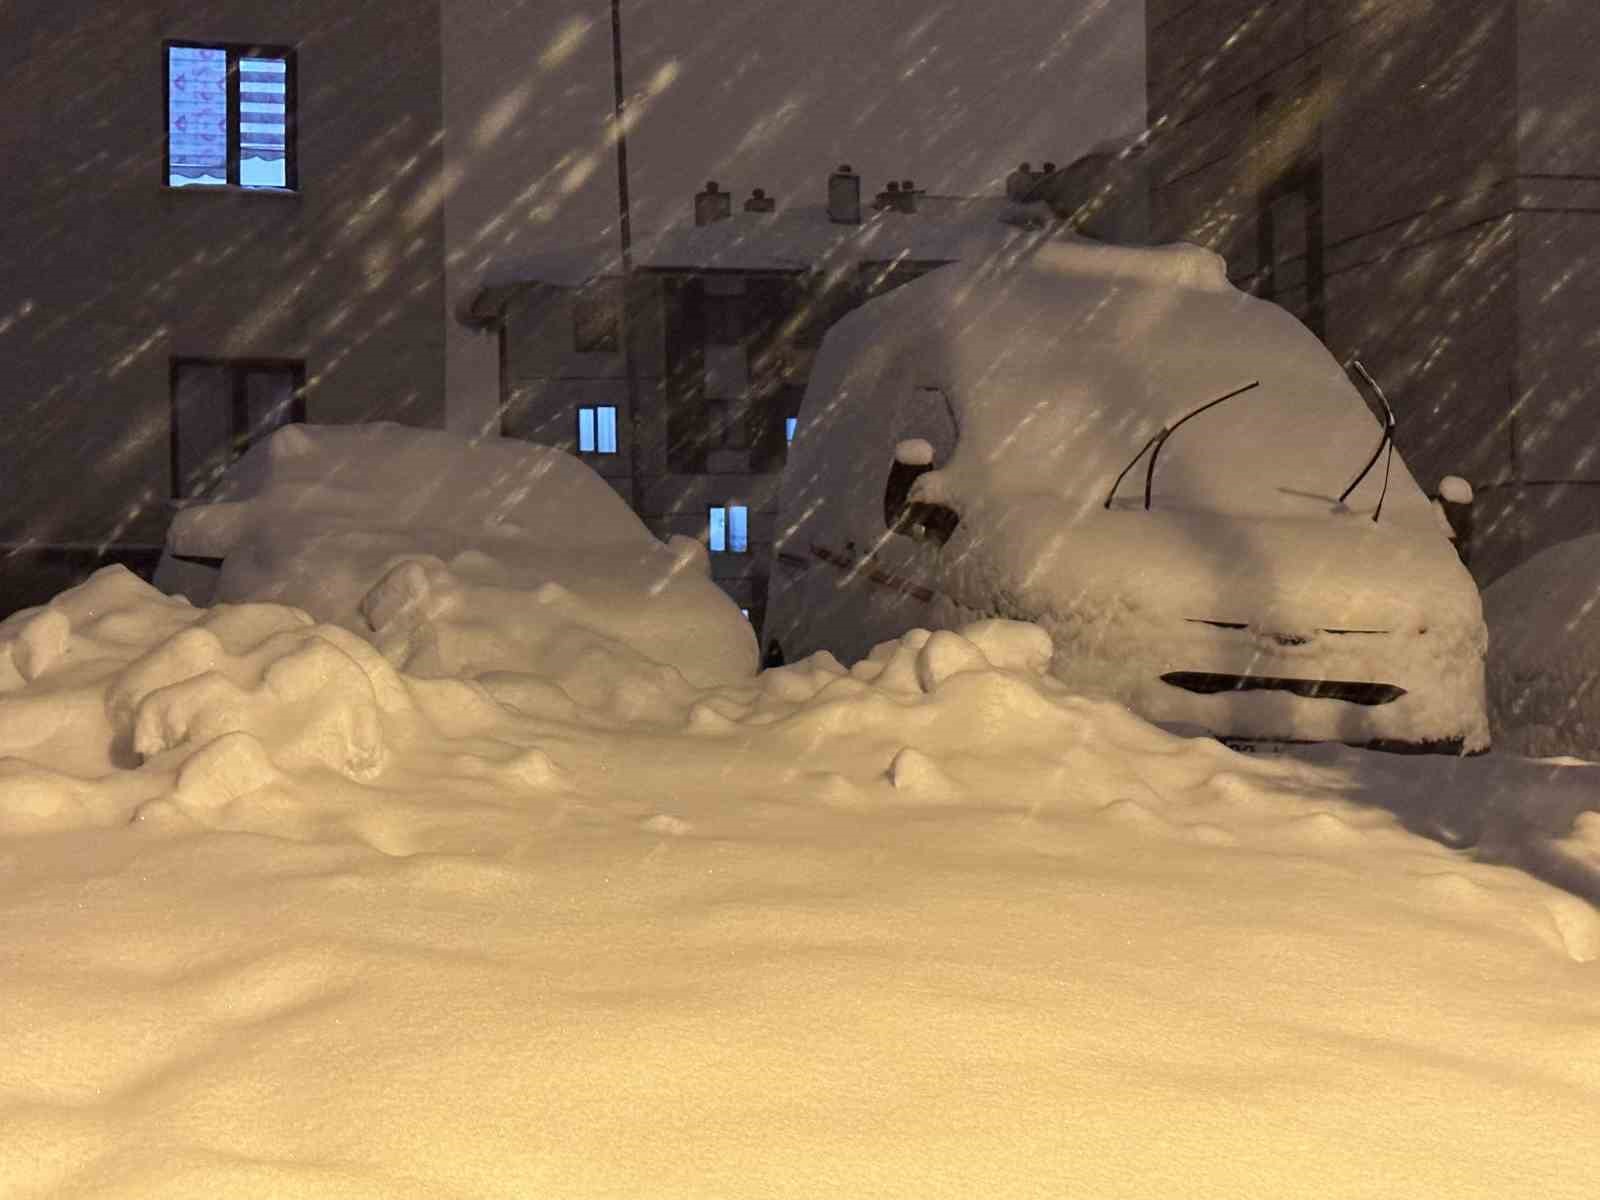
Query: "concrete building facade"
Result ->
[[1145, 0, 1600, 584], [2, 1, 1145, 617], [468, 187, 1014, 630], [2, 0, 449, 608]]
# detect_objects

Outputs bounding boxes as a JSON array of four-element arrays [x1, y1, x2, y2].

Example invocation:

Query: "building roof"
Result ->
[[476, 196, 1063, 293]]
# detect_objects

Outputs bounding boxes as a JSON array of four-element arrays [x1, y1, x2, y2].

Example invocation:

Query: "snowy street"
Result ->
[[2, 565, 1597, 1197]]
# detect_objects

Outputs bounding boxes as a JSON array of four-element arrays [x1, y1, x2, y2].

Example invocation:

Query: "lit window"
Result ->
[[166, 42, 296, 190], [708, 505, 749, 553], [577, 406, 618, 454], [785, 416, 798, 443]]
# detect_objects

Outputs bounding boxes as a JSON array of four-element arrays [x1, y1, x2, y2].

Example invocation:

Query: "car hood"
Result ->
[[207, 520, 759, 690], [940, 501, 1484, 641]]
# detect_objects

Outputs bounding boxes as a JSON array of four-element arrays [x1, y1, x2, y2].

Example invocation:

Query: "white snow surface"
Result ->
[[771, 237, 1487, 749], [1484, 533, 1600, 758], [1439, 474, 1475, 504], [164, 423, 759, 689], [1, 564, 1597, 1197]]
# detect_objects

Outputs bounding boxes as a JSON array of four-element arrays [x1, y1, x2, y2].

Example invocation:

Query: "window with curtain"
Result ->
[[166, 42, 295, 190]]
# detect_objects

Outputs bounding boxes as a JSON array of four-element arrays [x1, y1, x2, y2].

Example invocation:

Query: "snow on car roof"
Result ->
[[812, 237, 1436, 527], [170, 422, 654, 558]]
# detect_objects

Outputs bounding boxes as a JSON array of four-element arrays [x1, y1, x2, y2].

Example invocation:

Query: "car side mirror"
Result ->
[[885, 439, 957, 544], [895, 501, 960, 546], [885, 440, 936, 531]]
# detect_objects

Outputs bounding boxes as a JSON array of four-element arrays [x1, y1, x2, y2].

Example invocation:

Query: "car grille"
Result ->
[[1159, 671, 1406, 706]]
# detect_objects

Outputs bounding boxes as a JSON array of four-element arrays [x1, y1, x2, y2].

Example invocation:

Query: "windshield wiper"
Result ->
[[1339, 360, 1395, 522], [1103, 381, 1262, 510]]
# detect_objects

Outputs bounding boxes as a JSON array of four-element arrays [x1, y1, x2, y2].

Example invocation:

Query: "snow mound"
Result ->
[[4, 575, 1600, 1196], [161, 425, 758, 688], [1483, 534, 1600, 757]]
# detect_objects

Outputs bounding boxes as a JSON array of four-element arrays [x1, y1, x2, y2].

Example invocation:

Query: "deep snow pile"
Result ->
[[1, 566, 1598, 1197], [1483, 534, 1600, 759], [160, 423, 759, 689]]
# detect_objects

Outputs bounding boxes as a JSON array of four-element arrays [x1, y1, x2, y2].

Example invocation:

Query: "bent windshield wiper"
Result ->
[[1103, 381, 1261, 510], [1339, 360, 1396, 522]]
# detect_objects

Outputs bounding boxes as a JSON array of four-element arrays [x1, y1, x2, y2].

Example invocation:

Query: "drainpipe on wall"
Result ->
[[610, 0, 646, 522]]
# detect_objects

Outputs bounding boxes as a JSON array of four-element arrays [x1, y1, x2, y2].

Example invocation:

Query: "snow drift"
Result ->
[[0, 565, 1596, 1197]]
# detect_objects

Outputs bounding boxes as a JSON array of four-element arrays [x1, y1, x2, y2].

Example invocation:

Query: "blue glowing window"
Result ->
[[578, 406, 618, 453], [166, 42, 295, 190], [708, 506, 727, 553], [785, 416, 798, 443]]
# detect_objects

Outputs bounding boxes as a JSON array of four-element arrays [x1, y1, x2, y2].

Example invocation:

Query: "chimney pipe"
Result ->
[[695, 180, 732, 226], [827, 164, 861, 224]]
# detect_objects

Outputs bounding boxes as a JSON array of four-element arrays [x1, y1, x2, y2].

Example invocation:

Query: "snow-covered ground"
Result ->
[[3, 558, 1599, 1197], [1483, 533, 1600, 760]]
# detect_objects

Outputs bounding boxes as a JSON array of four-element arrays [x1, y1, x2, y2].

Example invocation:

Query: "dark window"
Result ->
[[703, 292, 743, 346], [165, 41, 297, 190], [572, 282, 621, 352], [170, 358, 305, 496], [1253, 88, 1325, 338]]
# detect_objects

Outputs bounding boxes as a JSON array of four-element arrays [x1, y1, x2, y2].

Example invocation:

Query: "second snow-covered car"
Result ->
[[768, 237, 1488, 752], [156, 422, 759, 689]]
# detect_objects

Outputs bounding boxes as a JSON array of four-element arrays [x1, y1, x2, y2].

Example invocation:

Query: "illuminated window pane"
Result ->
[[239, 57, 288, 188], [577, 407, 597, 453], [728, 505, 749, 553], [167, 46, 227, 187], [165, 43, 295, 190], [785, 416, 798, 443], [708, 506, 727, 553], [596, 406, 618, 453]]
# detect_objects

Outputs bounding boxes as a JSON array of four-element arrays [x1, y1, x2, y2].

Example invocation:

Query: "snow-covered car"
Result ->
[[156, 423, 759, 688], [768, 237, 1489, 752]]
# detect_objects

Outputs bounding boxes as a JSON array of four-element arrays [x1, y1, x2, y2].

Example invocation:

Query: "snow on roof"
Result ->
[[478, 196, 1060, 289]]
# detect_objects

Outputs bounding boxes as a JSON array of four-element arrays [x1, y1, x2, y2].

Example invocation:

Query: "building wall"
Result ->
[[496, 253, 957, 631], [438, 0, 1148, 435], [0, 0, 448, 570], [500, 272, 793, 629], [1146, 0, 1600, 582]]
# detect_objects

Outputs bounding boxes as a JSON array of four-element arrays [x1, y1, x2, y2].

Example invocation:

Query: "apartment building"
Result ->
[[1, 0, 449, 609], [464, 176, 1019, 628], [1145, 0, 1600, 583]]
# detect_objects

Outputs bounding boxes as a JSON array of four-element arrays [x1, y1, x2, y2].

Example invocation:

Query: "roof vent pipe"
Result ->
[[695, 180, 732, 225], [1005, 161, 1036, 202], [827, 164, 861, 224]]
